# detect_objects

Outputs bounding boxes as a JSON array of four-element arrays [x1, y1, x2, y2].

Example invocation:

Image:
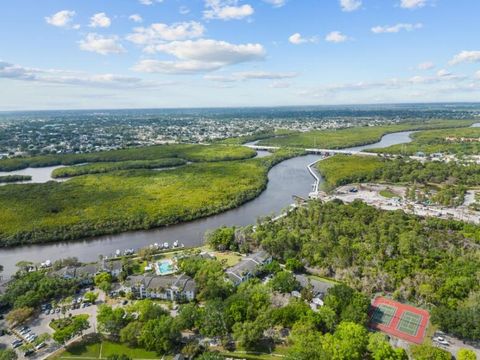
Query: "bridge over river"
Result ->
[[245, 144, 379, 157]]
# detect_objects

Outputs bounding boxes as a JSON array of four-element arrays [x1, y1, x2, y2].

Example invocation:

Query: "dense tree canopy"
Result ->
[[0, 271, 78, 309], [255, 201, 480, 339]]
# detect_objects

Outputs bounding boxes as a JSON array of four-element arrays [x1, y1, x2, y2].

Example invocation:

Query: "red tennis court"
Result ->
[[369, 297, 430, 344]]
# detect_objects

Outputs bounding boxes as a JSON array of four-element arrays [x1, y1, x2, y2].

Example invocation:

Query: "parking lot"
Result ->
[[0, 291, 103, 360], [432, 331, 480, 358]]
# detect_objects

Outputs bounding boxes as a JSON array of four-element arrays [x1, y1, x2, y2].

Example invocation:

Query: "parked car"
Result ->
[[35, 342, 46, 350], [24, 349, 34, 357]]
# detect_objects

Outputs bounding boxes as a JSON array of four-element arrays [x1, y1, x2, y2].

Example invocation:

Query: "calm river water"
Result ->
[[0, 131, 415, 277]]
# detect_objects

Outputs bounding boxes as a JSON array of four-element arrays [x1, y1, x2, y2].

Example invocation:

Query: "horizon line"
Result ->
[[1, 101, 480, 114]]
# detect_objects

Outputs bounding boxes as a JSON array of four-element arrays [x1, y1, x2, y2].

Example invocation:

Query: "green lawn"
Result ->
[[54, 340, 165, 360], [379, 189, 398, 198], [307, 274, 341, 285]]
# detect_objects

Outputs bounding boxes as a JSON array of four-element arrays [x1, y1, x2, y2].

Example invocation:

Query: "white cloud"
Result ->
[[475, 70, 480, 80], [269, 81, 291, 88], [400, 0, 427, 9], [340, 0, 362, 12], [288, 33, 318, 45], [78, 33, 126, 55], [45, 10, 76, 28], [204, 0, 254, 21], [89, 13, 111, 28], [449, 51, 480, 65], [417, 61, 435, 70], [437, 69, 452, 77], [133, 39, 265, 74], [371, 23, 423, 34], [236, 71, 297, 79], [139, 0, 163, 5], [155, 39, 265, 63], [129, 14, 143, 23], [325, 31, 348, 43], [263, 0, 286, 7], [205, 71, 297, 81], [127, 22, 205, 49], [133, 60, 219, 74], [0, 60, 152, 89], [299, 69, 470, 100]]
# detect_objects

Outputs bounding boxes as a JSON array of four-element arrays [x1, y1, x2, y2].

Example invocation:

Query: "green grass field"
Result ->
[[379, 189, 398, 198], [257, 120, 475, 149], [53, 340, 164, 360]]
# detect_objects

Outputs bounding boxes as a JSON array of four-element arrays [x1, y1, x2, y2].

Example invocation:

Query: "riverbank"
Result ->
[[0, 149, 303, 248], [0, 129, 423, 278], [256, 119, 476, 149]]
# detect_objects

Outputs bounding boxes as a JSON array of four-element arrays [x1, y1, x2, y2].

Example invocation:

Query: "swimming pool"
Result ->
[[156, 260, 176, 275]]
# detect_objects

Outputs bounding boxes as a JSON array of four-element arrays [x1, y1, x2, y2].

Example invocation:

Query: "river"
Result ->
[[0, 131, 415, 277]]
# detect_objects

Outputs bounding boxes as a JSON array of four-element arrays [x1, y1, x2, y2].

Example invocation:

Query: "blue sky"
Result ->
[[1, 0, 480, 110]]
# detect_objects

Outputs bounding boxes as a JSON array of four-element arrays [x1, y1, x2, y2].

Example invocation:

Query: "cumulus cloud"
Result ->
[[371, 23, 423, 34], [417, 61, 435, 70], [205, 71, 297, 81], [400, 0, 427, 9], [288, 33, 318, 45], [340, 0, 362, 12], [0, 60, 153, 89], [89, 13, 111, 28], [449, 51, 480, 65], [129, 14, 143, 23], [263, 0, 286, 7], [204, 0, 254, 21], [45, 10, 76, 28], [300, 69, 469, 99], [126, 22, 205, 50], [325, 31, 349, 43], [78, 33, 126, 55], [139, 0, 163, 5], [475, 70, 480, 80], [133, 39, 265, 74]]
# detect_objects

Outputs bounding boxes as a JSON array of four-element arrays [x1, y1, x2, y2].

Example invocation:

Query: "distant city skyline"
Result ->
[[1, 0, 480, 110]]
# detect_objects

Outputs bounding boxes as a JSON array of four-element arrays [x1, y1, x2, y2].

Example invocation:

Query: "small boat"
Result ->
[[173, 240, 179, 248], [181, 243, 185, 248], [115, 249, 121, 257], [163, 242, 169, 249], [124, 248, 135, 256]]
